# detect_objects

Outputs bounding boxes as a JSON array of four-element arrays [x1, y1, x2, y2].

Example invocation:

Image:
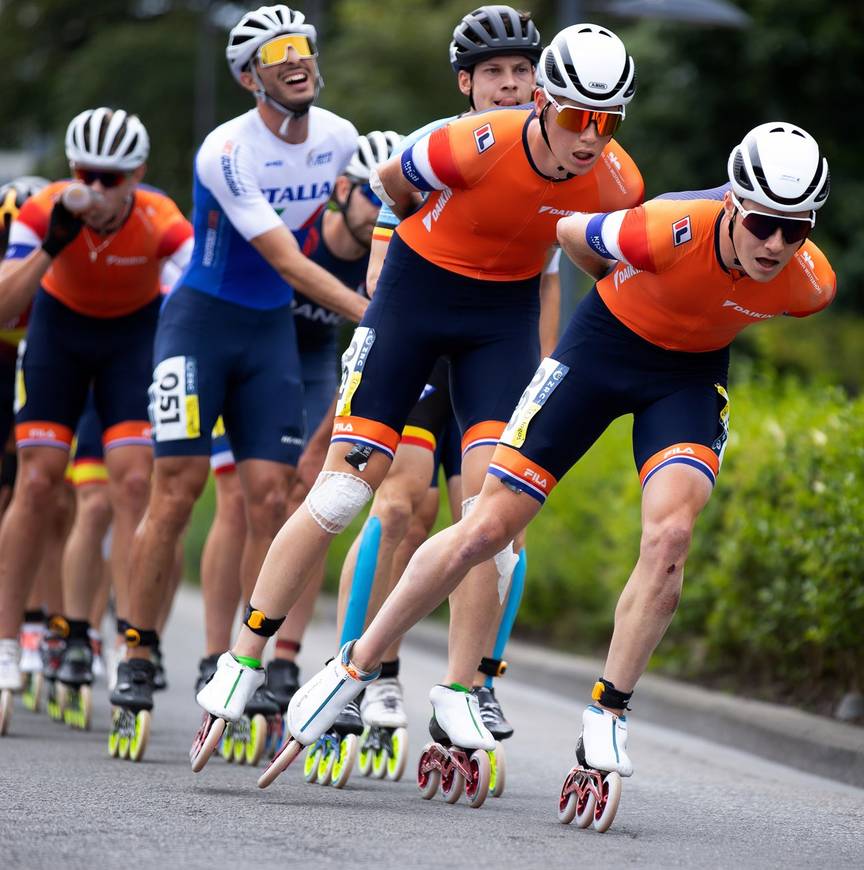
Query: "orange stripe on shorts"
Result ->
[[103, 421, 152, 450], [639, 442, 719, 487], [331, 415, 401, 457], [15, 421, 74, 449], [461, 420, 506, 455]]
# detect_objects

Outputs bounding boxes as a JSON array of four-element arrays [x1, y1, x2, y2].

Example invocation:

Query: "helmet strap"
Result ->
[[538, 104, 573, 181], [336, 185, 372, 250], [251, 65, 321, 134]]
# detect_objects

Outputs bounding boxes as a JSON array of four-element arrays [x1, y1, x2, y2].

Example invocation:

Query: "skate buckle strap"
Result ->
[[243, 604, 286, 638], [124, 626, 159, 649], [479, 657, 507, 678], [592, 678, 633, 712], [48, 615, 70, 638]]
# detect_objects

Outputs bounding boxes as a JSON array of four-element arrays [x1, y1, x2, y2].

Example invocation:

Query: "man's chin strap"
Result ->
[[337, 185, 372, 251], [251, 65, 322, 136], [538, 104, 574, 181]]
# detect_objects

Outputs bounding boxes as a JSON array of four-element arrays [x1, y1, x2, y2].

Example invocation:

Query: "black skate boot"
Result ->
[[151, 642, 167, 691], [41, 629, 67, 722], [266, 658, 300, 711], [195, 653, 221, 695], [108, 659, 156, 762], [58, 639, 94, 730], [472, 686, 514, 740]]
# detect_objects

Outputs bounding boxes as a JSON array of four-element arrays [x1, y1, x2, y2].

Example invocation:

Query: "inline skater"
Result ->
[[0, 108, 193, 735], [117, 4, 366, 751], [292, 121, 835, 824], [334, 8, 546, 766], [194, 23, 644, 794], [195, 132, 398, 766]]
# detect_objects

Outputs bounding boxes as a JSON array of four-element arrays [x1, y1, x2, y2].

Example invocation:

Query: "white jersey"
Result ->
[[179, 107, 358, 309]]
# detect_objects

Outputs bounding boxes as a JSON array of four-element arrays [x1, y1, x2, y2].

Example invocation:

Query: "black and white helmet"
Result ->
[[728, 122, 830, 213], [226, 5, 317, 83], [65, 108, 149, 171], [345, 131, 402, 183], [449, 5, 542, 72], [541, 24, 636, 109]]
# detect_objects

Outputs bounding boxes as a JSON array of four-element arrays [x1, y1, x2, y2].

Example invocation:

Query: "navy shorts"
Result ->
[[300, 342, 339, 442], [431, 414, 462, 485], [0, 354, 14, 449], [151, 286, 304, 465], [333, 234, 540, 460], [489, 288, 730, 503], [402, 357, 455, 453], [16, 289, 157, 451]]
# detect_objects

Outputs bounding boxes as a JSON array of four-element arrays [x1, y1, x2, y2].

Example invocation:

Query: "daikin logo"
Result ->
[[422, 188, 453, 231], [723, 300, 775, 319], [538, 205, 577, 216]]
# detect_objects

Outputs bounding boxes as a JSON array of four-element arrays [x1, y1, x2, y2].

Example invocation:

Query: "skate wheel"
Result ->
[[221, 724, 235, 762], [442, 762, 464, 804], [108, 708, 122, 757], [257, 737, 302, 789], [358, 727, 373, 777], [466, 749, 491, 809], [23, 672, 44, 713], [233, 731, 247, 764], [303, 745, 322, 783], [190, 714, 226, 773], [246, 714, 267, 766], [332, 733, 358, 789], [0, 689, 12, 736], [129, 710, 151, 762], [386, 727, 408, 782], [417, 743, 440, 800], [489, 741, 506, 798], [317, 744, 335, 786], [371, 744, 388, 779], [56, 682, 68, 719], [592, 772, 622, 833]]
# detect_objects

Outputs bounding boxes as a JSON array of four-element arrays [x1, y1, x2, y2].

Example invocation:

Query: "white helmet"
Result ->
[[728, 122, 830, 213], [345, 131, 402, 183], [226, 5, 317, 83], [540, 24, 635, 109], [65, 108, 149, 171]]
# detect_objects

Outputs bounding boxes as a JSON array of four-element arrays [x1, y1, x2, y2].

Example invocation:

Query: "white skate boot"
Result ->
[[417, 685, 496, 809], [0, 639, 21, 736], [579, 704, 633, 776], [190, 652, 264, 772], [358, 677, 409, 781]]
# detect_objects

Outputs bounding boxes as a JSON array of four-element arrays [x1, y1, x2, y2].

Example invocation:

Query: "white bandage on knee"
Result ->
[[369, 167, 396, 208], [305, 471, 373, 534], [494, 543, 519, 604], [461, 495, 479, 518]]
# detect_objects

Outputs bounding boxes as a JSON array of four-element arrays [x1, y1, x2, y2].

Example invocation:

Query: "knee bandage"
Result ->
[[305, 471, 373, 534], [461, 495, 517, 603]]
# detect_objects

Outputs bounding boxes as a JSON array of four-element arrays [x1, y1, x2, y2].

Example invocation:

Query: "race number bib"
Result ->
[[335, 327, 375, 418], [148, 355, 201, 441], [500, 357, 569, 449]]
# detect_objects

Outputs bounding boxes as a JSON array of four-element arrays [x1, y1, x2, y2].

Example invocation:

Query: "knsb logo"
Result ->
[[523, 468, 548, 489], [801, 250, 815, 270], [605, 151, 622, 171], [672, 216, 692, 247], [473, 123, 495, 154], [538, 205, 577, 217]]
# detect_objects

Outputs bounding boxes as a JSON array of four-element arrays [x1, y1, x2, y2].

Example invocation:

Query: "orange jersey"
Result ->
[[397, 108, 643, 281], [595, 199, 836, 352], [13, 181, 192, 318]]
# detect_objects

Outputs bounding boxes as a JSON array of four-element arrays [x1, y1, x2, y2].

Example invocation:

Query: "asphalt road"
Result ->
[[1, 587, 862, 870]]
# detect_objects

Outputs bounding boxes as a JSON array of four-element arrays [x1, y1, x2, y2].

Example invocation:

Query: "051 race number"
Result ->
[[148, 355, 201, 442]]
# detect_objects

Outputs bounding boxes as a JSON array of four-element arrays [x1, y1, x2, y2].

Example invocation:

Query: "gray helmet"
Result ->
[[449, 5, 542, 72]]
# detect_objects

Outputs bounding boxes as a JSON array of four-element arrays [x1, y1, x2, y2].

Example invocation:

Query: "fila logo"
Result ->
[[663, 446, 695, 459], [473, 123, 495, 153], [523, 468, 548, 488], [538, 205, 577, 217], [334, 422, 354, 432], [672, 216, 692, 247]]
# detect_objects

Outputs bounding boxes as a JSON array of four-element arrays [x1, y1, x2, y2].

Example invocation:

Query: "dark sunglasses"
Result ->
[[357, 183, 382, 208], [74, 168, 128, 189], [732, 193, 813, 244]]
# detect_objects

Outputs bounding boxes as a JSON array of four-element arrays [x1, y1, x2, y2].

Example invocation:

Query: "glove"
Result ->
[[42, 199, 83, 258]]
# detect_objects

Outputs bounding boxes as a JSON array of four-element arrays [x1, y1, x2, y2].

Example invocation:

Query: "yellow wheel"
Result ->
[[129, 710, 151, 762], [221, 725, 235, 762], [246, 714, 267, 766], [332, 734, 358, 789], [108, 708, 122, 757], [358, 726, 373, 777], [386, 727, 408, 782], [317, 744, 335, 786], [304, 745, 321, 783]]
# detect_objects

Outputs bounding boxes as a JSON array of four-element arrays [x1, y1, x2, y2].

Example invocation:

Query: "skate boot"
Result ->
[[222, 685, 280, 767], [151, 642, 167, 692], [263, 659, 299, 758], [57, 639, 94, 730], [359, 677, 409, 781], [190, 652, 264, 773], [89, 629, 105, 683], [557, 702, 631, 833], [472, 685, 512, 797], [304, 696, 364, 789], [108, 658, 155, 762], [195, 653, 220, 695], [417, 684, 495, 809], [41, 625, 67, 722], [259, 642, 380, 790], [19, 619, 45, 712], [0, 639, 20, 736]]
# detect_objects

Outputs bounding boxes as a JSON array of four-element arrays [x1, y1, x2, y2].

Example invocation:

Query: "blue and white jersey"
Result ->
[[179, 107, 358, 310], [375, 115, 456, 230]]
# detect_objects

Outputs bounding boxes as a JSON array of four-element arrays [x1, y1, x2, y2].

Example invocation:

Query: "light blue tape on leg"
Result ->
[[340, 516, 382, 646], [486, 547, 527, 688]]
